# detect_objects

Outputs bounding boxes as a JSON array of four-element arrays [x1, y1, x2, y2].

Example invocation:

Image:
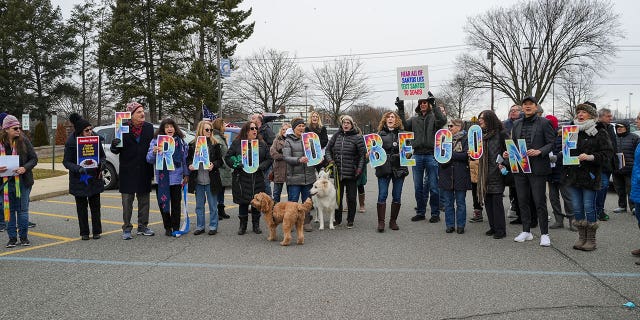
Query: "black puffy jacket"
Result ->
[[374, 126, 409, 179], [325, 127, 366, 181], [562, 123, 613, 190], [225, 139, 272, 205], [615, 130, 639, 175], [437, 131, 471, 191]]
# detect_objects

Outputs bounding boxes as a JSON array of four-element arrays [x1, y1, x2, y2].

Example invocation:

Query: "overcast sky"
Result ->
[[54, 0, 640, 120]]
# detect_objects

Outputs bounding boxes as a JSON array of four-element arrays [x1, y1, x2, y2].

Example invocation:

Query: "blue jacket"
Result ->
[[146, 136, 189, 185], [629, 144, 640, 203]]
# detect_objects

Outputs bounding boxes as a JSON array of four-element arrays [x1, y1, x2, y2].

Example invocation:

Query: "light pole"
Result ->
[[629, 92, 634, 119], [613, 98, 620, 118], [304, 85, 308, 120], [487, 44, 495, 111], [522, 45, 539, 97]]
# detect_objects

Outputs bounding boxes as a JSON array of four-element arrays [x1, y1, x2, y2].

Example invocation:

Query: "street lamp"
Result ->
[[304, 85, 308, 120], [629, 92, 634, 119], [613, 98, 620, 118]]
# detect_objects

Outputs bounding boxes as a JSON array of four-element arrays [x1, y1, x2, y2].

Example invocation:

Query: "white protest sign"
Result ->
[[397, 65, 429, 100]]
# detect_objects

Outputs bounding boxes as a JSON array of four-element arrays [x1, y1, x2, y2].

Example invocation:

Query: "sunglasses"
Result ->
[[249, 127, 258, 131], [83, 128, 93, 133], [204, 128, 212, 132], [10, 127, 21, 131]]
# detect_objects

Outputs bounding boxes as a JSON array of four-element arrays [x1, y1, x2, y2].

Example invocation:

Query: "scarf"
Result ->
[[0, 140, 20, 222], [156, 136, 185, 212], [129, 120, 143, 138], [476, 130, 494, 207], [574, 119, 598, 136]]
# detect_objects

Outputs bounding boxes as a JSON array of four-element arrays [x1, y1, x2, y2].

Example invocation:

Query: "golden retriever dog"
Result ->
[[250, 192, 313, 246], [310, 170, 337, 230]]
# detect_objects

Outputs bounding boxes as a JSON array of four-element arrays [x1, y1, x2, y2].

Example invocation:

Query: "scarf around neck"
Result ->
[[128, 120, 143, 138], [0, 140, 20, 222], [574, 119, 598, 136]]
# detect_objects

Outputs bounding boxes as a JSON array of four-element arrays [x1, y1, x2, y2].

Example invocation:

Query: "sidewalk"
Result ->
[[31, 163, 69, 201]]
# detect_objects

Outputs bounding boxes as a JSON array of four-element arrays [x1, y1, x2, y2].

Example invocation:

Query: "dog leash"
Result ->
[[323, 163, 341, 207]]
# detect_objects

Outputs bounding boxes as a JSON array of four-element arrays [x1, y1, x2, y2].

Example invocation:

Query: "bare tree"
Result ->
[[230, 48, 306, 113], [310, 57, 370, 124], [347, 103, 389, 134], [440, 72, 481, 120], [458, 0, 623, 105], [555, 68, 599, 120]]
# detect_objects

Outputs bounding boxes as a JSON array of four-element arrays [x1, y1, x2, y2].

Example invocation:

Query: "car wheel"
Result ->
[[102, 163, 118, 190]]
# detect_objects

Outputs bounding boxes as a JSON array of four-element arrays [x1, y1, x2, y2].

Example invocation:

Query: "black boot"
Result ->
[[237, 216, 248, 235], [252, 212, 262, 234], [218, 204, 230, 220]]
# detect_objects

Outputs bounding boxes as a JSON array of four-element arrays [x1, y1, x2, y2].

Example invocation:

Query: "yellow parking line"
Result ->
[[25, 231, 74, 241], [30, 211, 123, 226], [0, 239, 75, 256]]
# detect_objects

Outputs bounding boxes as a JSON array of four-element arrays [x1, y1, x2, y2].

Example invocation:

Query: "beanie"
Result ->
[[69, 113, 92, 136], [126, 102, 144, 114], [2, 115, 20, 129], [575, 103, 598, 119]]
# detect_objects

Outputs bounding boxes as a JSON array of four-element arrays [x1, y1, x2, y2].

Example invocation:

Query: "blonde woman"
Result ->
[[270, 123, 291, 202]]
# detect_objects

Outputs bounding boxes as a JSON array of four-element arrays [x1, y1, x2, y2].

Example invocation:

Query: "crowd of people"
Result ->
[[2, 96, 640, 266]]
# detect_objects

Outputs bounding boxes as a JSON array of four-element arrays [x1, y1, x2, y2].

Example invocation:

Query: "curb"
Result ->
[[30, 190, 69, 202]]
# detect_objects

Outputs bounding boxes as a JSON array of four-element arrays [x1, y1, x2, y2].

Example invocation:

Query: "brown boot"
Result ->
[[389, 202, 401, 230], [376, 203, 386, 232], [632, 248, 640, 256], [303, 212, 313, 232], [581, 222, 599, 251], [359, 194, 366, 213], [573, 220, 587, 250]]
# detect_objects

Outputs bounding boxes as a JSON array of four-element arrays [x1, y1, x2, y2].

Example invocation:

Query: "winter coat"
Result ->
[[186, 138, 224, 194], [615, 131, 639, 175], [548, 131, 564, 183], [398, 104, 447, 154], [111, 121, 154, 194], [225, 138, 272, 205], [510, 115, 555, 176], [325, 127, 366, 181], [629, 144, 640, 203], [259, 123, 276, 147], [283, 134, 317, 186], [562, 123, 613, 190], [212, 129, 232, 187], [269, 135, 287, 183], [374, 126, 409, 179], [0, 137, 38, 189], [438, 131, 472, 191], [305, 125, 328, 148], [480, 130, 507, 195], [146, 136, 189, 186], [600, 122, 617, 173], [63, 133, 105, 197]]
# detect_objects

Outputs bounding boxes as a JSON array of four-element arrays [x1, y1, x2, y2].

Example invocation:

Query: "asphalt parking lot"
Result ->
[[1, 173, 639, 319]]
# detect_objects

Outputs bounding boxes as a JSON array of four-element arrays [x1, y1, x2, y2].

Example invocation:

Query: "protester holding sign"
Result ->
[[210, 118, 232, 220], [477, 111, 507, 240], [63, 113, 105, 241], [146, 119, 189, 237], [374, 111, 408, 232], [325, 115, 366, 229], [225, 121, 272, 235], [508, 96, 555, 247], [396, 92, 447, 223], [563, 104, 613, 251], [187, 120, 224, 236], [1, 115, 37, 248], [270, 123, 291, 203]]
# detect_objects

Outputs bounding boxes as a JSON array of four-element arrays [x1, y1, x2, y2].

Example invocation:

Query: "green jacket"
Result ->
[[398, 104, 447, 154]]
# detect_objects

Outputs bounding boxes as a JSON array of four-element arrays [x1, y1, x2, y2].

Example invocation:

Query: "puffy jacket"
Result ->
[[212, 129, 232, 187], [283, 134, 317, 186], [398, 104, 446, 154], [629, 144, 640, 203], [562, 123, 613, 190], [325, 127, 366, 180], [374, 126, 409, 179], [186, 139, 224, 194], [146, 136, 189, 185], [438, 131, 471, 191], [225, 139, 272, 205], [269, 135, 287, 183], [615, 130, 639, 175], [480, 130, 507, 195], [63, 133, 105, 197]]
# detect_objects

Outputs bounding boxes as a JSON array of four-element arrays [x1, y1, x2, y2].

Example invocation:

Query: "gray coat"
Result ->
[[283, 134, 317, 186]]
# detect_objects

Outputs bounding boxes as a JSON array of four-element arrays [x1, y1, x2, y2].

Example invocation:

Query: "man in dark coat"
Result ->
[[594, 106, 617, 220], [110, 102, 155, 240], [509, 96, 556, 247]]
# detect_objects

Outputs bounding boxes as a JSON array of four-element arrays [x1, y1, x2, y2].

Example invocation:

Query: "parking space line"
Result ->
[[30, 211, 123, 226], [0, 239, 74, 256], [28, 231, 75, 241]]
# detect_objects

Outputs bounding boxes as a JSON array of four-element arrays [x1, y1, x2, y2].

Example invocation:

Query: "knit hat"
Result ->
[[545, 115, 558, 130], [2, 115, 20, 129], [291, 118, 305, 129], [340, 115, 354, 125], [69, 113, 92, 136], [126, 102, 144, 114], [575, 103, 598, 119]]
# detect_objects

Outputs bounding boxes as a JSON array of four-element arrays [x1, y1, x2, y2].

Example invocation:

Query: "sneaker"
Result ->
[[346, 222, 354, 229], [540, 234, 551, 247], [507, 210, 518, 218], [5, 238, 17, 248], [514, 232, 534, 242], [485, 229, 496, 236], [81, 235, 90, 240], [597, 213, 609, 221], [193, 229, 205, 235], [208, 230, 217, 235], [92, 234, 101, 239], [173, 233, 181, 238], [613, 207, 627, 213], [122, 231, 133, 240], [19, 237, 30, 246], [165, 230, 172, 237], [429, 216, 440, 223], [28, 221, 36, 228], [493, 233, 506, 239], [410, 215, 426, 222], [137, 227, 155, 236]]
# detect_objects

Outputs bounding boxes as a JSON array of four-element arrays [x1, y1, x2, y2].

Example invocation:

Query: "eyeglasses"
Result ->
[[204, 128, 212, 132], [10, 127, 21, 131], [249, 127, 258, 131], [448, 125, 454, 128], [83, 128, 92, 133]]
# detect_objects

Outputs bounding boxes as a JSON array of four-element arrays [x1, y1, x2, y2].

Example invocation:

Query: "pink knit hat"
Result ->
[[2, 115, 20, 129], [126, 102, 144, 114]]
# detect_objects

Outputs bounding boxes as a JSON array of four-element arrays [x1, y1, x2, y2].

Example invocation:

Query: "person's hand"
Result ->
[[0, 166, 7, 173], [111, 138, 121, 150], [395, 97, 405, 112], [355, 168, 362, 177], [578, 153, 595, 161], [299, 156, 309, 164], [549, 154, 557, 163], [526, 149, 541, 157], [427, 91, 436, 107], [207, 163, 214, 171], [502, 151, 509, 159], [154, 145, 162, 154], [182, 176, 189, 185], [14, 167, 26, 175], [188, 164, 195, 171]]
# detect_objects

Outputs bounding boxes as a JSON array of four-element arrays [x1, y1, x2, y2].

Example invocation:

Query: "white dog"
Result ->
[[310, 170, 337, 230]]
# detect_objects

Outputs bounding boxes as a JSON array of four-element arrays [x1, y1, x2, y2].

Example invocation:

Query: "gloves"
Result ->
[[426, 91, 436, 107], [395, 97, 405, 112], [110, 138, 122, 151], [549, 154, 557, 163], [355, 168, 362, 177]]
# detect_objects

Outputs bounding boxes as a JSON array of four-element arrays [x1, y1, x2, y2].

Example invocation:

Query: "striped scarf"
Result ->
[[0, 140, 20, 222]]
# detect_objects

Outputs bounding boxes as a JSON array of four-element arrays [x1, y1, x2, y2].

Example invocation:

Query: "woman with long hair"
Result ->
[[187, 120, 224, 235], [146, 118, 189, 237], [210, 118, 232, 220], [270, 123, 291, 203], [225, 121, 272, 235], [305, 111, 328, 149], [1, 115, 38, 248], [476, 110, 508, 239], [374, 111, 408, 232]]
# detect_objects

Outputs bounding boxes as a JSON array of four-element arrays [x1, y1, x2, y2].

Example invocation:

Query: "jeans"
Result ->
[[567, 185, 597, 222], [595, 172, 610, 215], [377, 176, 404, 203], [440, 190, 467, 228], [195, 184, 218, 231], [273, 183, 285, 203], [6, 182, 31, 239], [263, 165, 273, 197], [411, 154, 439, 216], [287, 184, 311, 202]]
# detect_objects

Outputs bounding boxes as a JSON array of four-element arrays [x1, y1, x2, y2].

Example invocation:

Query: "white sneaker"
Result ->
[[540, 234, 551, 247], [514, 232, 533, 242]]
